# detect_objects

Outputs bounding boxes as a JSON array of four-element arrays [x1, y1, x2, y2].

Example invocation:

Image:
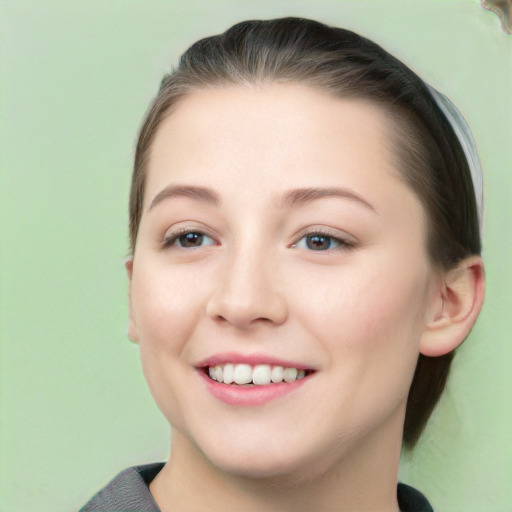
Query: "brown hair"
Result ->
[[129, 17, 481, 448]]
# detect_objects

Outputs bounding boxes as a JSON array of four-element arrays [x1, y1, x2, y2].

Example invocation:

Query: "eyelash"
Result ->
[[162, 227, 355, 253], [291, 230, 355, 252], [162, 228, 216, 249]]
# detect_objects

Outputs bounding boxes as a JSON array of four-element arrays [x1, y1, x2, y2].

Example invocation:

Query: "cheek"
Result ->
[[312, 252, 430, 346], [295, 253, 431, 390], [130, 263, 208, 428], [354, 274, 427, 347], [131, 263, 205, 348], [130, 265, 200, 365]]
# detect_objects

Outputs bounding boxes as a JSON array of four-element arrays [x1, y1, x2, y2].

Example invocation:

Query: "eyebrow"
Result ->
[[279, 187, 377, 213], [148, 185, 220, 212], [148, 184, 376, 214]]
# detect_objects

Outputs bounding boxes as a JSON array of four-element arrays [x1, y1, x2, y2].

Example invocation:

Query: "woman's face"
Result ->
[[128, 84, 440, 479]]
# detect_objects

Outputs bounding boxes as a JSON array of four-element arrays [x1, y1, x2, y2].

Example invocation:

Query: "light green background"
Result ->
[[1, 1, 510, 511]]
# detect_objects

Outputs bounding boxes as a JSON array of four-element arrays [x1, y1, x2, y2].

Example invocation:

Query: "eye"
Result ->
[[163, 230, 216, 249], [293, 232, 352, 251]]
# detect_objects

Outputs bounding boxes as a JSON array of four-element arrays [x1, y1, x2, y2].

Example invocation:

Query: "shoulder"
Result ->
[[397, 482, 434, 512], [79, 462, 164, 512]]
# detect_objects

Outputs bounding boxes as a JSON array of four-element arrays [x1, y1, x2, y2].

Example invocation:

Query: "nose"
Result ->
[[206, 249, 288, 329]]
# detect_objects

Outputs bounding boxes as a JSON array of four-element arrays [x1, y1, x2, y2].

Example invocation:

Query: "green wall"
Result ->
[[1, 1, 510, 510]]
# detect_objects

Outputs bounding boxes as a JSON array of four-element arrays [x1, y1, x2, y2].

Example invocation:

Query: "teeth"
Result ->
[[234, 364, 252, 385], [283, 367, 298, 383], [207, 363, 308, 385], [213, 365, 223, 382], [223, 363, 234, 384], [252, 365, 271, 385], [271, 365, 283, 383]]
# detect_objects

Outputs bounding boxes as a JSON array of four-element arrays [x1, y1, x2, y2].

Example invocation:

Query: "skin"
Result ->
[[126, 84, 484, 511]]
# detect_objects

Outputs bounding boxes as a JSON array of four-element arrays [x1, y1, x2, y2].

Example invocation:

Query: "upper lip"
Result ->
[[195, 352, 315, 371]]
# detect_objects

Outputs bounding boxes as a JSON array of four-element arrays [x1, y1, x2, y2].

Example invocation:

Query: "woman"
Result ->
[[81, 17, 485, 511]]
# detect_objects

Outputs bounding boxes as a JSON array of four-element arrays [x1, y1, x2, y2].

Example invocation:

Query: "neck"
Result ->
[[150, 417, 403, 512]]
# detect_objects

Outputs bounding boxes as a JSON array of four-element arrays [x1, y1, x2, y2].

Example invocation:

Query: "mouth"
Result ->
[[201, 363, 315, 386], [195, 354, 317, 405]]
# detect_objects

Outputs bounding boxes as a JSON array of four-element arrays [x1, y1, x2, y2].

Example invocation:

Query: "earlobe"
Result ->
[[419, 256, 485, 357], [124, 257, 139, 343], [125, 257, 134, 280], [127, 320, 140, 344]]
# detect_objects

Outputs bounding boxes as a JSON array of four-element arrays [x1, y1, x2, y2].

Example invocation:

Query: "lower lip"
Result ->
[[198, 370, 311, 406]]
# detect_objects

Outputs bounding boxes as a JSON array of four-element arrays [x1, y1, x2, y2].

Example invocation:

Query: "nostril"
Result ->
[[206, 282, 288, 328]]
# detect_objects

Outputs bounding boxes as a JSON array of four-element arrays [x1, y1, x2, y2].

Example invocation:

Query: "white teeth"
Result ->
[[213, 365, 223, 383], [208, 363, 309, 385], [252, 365, 271, 385], [271, 365, 284, 383], [283, 367, 298, 383], [234, 364, 253, 385], [222, 363, 234, 384]]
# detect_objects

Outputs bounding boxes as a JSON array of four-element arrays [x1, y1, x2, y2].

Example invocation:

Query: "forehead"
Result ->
[[153, 84, 389, 150], [145, 84, 423, 224], [150, 85, 392, 182]]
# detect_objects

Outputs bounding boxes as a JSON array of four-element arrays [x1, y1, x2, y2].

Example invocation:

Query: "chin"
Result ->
[[197, 432, 336, 483], [213, 454, 298, 479]]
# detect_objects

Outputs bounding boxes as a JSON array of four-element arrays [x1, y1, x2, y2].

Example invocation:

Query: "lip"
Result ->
[[195, 352, 316, 407], [198, 370, 312, 406]]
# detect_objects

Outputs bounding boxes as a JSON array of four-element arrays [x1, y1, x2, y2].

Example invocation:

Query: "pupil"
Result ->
[[181, 232, 203, 247], [307, 234, 330, 250]]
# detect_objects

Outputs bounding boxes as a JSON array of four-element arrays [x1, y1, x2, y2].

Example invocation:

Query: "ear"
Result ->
[[125, 257, 139, 344], [420, 256, 485, 357]]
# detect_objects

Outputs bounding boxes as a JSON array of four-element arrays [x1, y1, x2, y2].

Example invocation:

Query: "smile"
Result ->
[[207, 363, 310, 385], [197, 355, 316, 406]]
